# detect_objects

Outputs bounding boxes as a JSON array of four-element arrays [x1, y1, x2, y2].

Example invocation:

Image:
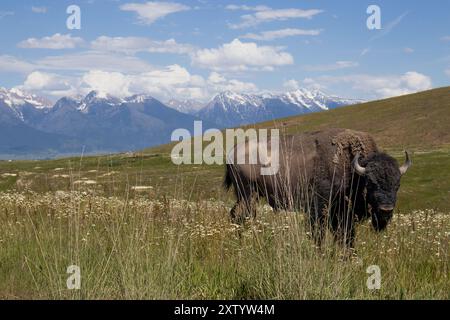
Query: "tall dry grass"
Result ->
[[0, 190, 448, 299]]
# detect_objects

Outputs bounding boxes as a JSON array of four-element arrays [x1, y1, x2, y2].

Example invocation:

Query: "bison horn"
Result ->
[[399, 150, 411, 175], [352, 152, 366, 176]]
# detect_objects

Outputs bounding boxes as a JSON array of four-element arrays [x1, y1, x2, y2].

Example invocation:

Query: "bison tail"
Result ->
[[223, 164, 234, 191]]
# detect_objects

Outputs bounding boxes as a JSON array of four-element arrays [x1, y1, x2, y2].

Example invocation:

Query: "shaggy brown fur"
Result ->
[[224, 128, 409, 250]]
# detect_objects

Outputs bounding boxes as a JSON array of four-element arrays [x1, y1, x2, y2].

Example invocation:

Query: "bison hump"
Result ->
[[331, 129, 378, 165]]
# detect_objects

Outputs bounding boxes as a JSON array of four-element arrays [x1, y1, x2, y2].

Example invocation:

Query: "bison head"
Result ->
[[353, 151, 411, 231]]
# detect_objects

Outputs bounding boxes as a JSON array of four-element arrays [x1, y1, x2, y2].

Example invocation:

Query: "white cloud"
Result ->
[[127, 68, 257, 101], [304, 61, 359, 72], [283, 79, 300, 90], [241, 28, 322, 41], [31, 6, 47, 14], [36, 51, 154, 73], [314, 71, 432, 98], [18, 66, 258, 102], [0, 55, 35, 73], [441, 36, 450, 42], [21, 71, 76, 97], [18, 33, 84, 49], [360, 48, 370, 56], [0, 51, 154, 75], [285, 78, 326, 91], [207, 72, 258, 93], [120, 1, 189, 25], [91, 36, 194, 55], [225, 4, 270, 11], [23, 71, 61, 90], [229, 7, 322, 29], [302, 78, 326, 90], [370, 12, 408, 41], [446, 69, 450, 77], [404, 47, 414, 54], [82, 70, 132, 98], [191, 39, 293, 72], [0, 11, 14, 19]]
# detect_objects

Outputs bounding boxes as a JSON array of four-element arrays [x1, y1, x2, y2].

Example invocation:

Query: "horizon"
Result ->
[[0, 0, 449, 103], [1, 83, 368, 106]]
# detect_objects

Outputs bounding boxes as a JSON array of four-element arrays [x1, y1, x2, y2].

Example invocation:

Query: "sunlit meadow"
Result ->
[[0, 185, 448, 299]]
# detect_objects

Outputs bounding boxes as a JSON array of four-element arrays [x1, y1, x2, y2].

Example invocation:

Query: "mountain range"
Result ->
[[196, 89, 363, 127], [0, 87, 362, 159]]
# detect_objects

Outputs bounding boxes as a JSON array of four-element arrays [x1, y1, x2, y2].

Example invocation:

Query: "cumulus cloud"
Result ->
[[228, 6, 322, 29], [304, 61, 359, 72], [207, 72, 258, 93], [82, 70, 132, 98], [285, 78, 326, 91], [302, 78, 326, 90], [125, 67, 257, 101], [31, 6, 47, 14], [120, 1, 189, 25], [18, 65, 258, 102], [21, 71, 76, 97], [241, 28, 322, 41], [191, 39, 293, 72], [314, 71, 432, 98], [18, 33, 84, 49], [283, 79, 300, 91], [23, 71, 62, 90], [91, 36, 194, 55]]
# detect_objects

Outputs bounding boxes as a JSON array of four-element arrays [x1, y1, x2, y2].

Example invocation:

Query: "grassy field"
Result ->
[[0, 87, 449, 299]]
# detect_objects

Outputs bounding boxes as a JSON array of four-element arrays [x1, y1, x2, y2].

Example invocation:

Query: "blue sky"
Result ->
[[0, 0, 449, 102]]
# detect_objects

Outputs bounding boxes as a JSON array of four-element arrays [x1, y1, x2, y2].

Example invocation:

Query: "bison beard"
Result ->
[[224, 128, 411, 251]]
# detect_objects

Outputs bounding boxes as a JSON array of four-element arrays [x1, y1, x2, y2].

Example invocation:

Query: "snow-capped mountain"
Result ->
[[196, 89, 363, 128], [0, 87, 53, 109], [0, 87, 364, 158], [0, 90, 211, 158], [166, 99, 205, 115], [0, 87, 53, 122]]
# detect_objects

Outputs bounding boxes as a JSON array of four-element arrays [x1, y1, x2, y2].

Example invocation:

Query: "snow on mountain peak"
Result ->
[[76, 91, 126, 113], [125, 94, 155, 104], [280, 88, 329, 110], [166, 99, 204, 114], [213, 91, 262, 109], [197, 88, 364, 127], [0, 87, 53, 109]]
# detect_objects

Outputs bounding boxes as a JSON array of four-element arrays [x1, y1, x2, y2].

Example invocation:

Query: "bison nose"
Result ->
[[379, 205, 394, 213]]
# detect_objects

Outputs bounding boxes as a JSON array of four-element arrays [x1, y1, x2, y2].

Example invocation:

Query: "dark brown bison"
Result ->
[[224, 128, 411, 250]]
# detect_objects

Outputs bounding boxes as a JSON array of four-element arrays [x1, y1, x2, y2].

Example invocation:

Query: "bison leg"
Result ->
[[229, 181, 258, 224], [309, 196, 327, 248], [329, 199, 356, 251], [230, 195, 257, 224]]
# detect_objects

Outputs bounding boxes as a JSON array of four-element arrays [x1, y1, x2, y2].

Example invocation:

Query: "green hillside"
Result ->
[[0, 87, 449, 211], [251, 86, 450, 151]]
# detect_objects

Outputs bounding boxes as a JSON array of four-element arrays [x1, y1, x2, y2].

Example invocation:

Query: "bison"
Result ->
[[223, 128, 411, 250]]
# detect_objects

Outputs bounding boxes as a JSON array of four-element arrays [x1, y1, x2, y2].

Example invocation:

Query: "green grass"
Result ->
[[0, 87, 449, 299], [0, 193, 448, 299], [1, 148, 449, 212]]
